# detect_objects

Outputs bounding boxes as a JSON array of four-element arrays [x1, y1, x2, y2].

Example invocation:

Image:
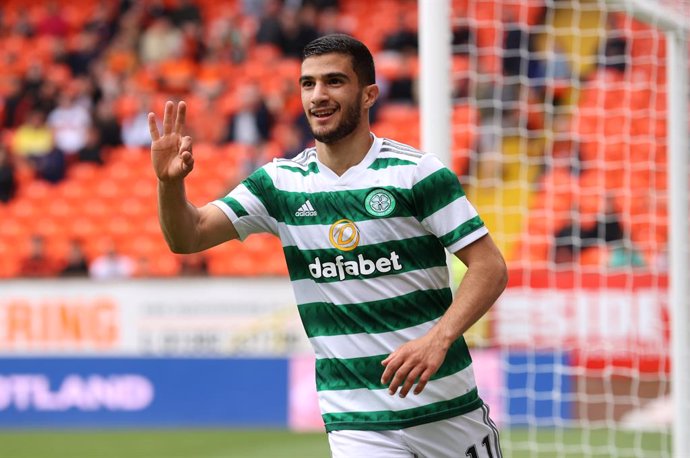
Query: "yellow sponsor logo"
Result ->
[[328, 219, 360, 251]]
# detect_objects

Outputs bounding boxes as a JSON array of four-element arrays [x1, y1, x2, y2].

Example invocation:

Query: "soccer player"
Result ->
[[149, 34, 507, 458]]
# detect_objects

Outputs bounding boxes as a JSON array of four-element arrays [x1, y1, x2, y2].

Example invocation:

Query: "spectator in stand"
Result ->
[[141, 0, 169, 26], [600, 33, 628, 74], [205, 11, 249, 64], [278, 6, 319, 58], [89, 240, 136, 280], [140, 17, 184, 65], [179, 253, 209, 276], [36, 1, 69, 38], [13, 9, 36, 38], [65, 31, 102, 77], [12, 110, 54, 159], [93, 99, 123, 149], [77, 127, 105, 165], [168, 0, 203, 27], [255, 0, 284, 48], [0, 144, 17, 203], [2, 78, 31, 129], [83, 2, 118, 50], [316, 6, 350, 36], [135, 256, 153, 277], [47, 92, 92, 159], [502, 18, 531, 78], [19, 235, 60, 277], [33, 80, 60, 120], [375, 52, 416, 105], [179, 21, 206, 63], [224, 84, 273, 146], [122, 95, 155, 148], [302, 0, 340, 10], [3, 66, 56, 130], [12, 110, 66, 183], [187, 92, 225, 144], [554, 195, 644, 267], [23, 61, 47, 104], [382, 12, 418, 55], [60, 239, 90, 277]]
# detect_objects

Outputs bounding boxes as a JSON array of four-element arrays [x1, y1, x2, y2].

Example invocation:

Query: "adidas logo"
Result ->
[[295, 200, 317, 217]]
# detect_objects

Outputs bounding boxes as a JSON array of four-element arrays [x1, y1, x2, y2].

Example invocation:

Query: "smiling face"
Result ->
[[300, 53, 377, 145]]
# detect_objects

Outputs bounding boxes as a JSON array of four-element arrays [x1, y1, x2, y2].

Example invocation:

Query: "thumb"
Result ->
[[180, 150, 194, 173], [180, 135, 193, 154]]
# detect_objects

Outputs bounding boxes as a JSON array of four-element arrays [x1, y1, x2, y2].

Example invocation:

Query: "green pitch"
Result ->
[[0, 428, 671, 458]]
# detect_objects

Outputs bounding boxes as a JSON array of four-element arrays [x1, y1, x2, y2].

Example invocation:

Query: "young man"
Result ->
[[149, 34, 507, 458]]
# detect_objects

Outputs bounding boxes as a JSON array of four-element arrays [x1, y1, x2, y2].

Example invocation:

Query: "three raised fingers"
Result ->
[[148, 101, 186, 142]]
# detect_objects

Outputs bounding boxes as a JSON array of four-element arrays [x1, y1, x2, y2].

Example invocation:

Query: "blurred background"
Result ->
[[0, 0, 687, 457]]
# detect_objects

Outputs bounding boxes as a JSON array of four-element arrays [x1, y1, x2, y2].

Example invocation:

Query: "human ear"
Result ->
[[362, 84, 380, 109]]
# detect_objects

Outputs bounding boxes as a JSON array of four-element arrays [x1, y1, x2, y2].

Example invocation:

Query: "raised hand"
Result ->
[[149, 101, 193, 182]]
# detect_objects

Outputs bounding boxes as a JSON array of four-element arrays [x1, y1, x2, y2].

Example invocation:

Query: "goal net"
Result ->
[[435, 0, 689, 456]]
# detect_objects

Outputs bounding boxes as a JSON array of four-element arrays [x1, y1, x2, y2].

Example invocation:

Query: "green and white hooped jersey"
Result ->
[[211, 134, 489, 432]]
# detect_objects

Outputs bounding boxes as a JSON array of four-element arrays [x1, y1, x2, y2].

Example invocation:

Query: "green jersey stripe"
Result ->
[[243, 168, 417, 224], [241, 167, 275, 215], [298, 288, 452, 337], [323, 388, 482, 432], [412, 168, 466, 220], [439, 215, 485, 248], [283, 235, 446, 283], [219, 196, 249, 218], [315, 337, 472, 391], [368, 157, 417, 170]]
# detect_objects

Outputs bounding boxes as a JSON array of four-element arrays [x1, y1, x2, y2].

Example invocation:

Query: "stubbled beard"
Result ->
[[310, 97, 362, 144]]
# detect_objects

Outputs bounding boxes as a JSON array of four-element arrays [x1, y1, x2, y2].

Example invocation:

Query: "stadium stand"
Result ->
[[0, 0, 674, 277]]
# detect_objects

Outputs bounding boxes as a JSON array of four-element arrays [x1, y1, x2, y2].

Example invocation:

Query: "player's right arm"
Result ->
[[149, 101, 239, 254]]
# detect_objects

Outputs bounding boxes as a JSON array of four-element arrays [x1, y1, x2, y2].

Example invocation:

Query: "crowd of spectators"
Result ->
[[1, 0, 655, 276], [17, 233, 209, 279], [0, 0, 435, 204], [0, 0, 345, 196]]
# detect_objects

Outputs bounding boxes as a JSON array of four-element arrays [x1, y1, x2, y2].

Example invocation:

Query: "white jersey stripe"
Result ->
[[317, 365, 476, 415], [422, 196, 478, 239], [212, 183, 278, 239], [309, 319, 439, 359], [291, 266, 450, 306], [278, 217, 430, 251]]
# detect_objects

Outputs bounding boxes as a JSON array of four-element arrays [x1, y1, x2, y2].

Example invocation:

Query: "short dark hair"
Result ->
[[301, 34, 376, 86]]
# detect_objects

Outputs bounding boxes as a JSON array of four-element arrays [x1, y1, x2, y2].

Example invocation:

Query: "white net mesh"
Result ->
[[656, 0, 690, 18], [448, 0, 688, 456]]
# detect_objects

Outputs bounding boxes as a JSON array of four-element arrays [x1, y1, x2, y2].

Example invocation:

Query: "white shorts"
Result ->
[[328, 404, 502, 458]]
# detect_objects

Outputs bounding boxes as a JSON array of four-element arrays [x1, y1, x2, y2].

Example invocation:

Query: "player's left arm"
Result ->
[[381, 233, 507, 398]]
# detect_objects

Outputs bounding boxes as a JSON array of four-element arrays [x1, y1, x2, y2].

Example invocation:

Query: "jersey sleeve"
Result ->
[[412, 154, 488, 253], [210, 163, 279, 240]]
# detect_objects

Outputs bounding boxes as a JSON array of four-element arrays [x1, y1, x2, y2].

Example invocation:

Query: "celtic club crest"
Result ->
[[365, 189, 396, 217]]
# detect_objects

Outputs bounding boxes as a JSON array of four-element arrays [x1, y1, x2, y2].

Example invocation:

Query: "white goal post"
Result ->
[[419, 0, 689, 456]]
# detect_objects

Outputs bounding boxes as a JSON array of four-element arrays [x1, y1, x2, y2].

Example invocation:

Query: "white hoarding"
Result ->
[[0, 278, 310, 356]]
